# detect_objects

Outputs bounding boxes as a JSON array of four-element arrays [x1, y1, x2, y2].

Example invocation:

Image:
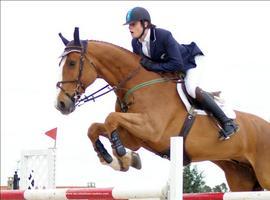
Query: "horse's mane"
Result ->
[[89, 40, 136, 57]]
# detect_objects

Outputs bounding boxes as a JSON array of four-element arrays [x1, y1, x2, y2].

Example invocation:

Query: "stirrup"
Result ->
[[218, 129, 236, 141], [218, 123, 239, 141]]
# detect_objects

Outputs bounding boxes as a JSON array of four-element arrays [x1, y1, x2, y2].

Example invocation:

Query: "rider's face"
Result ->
[[128, 21, 143, 38]]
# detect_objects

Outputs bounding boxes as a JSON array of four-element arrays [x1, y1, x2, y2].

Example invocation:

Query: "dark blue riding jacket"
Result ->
[[132, 27, 204, 73]]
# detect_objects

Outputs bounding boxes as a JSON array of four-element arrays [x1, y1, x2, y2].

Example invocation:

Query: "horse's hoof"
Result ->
[[131, 152, 142, 170]]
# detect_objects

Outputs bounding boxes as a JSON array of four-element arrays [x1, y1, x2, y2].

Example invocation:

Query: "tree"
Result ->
[[212, 183, 228, 192], [183, 165, 205, 193], [183, 164, 228, 193]]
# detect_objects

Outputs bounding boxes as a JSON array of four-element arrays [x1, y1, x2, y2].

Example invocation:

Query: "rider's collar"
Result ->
[[139, 28, 151, 43]]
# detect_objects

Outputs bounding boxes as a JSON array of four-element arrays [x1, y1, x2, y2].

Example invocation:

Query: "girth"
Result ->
[[156, 108, 196, 166]]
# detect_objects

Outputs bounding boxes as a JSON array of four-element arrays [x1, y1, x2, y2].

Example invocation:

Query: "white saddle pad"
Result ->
[[177, 86, 236, 119]]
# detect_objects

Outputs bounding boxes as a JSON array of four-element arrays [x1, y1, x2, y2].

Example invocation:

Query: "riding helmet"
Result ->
[[124, 7, 151, 25]]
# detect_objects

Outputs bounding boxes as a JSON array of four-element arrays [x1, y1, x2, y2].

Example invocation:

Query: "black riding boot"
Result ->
[[195, 87, 239, 140]]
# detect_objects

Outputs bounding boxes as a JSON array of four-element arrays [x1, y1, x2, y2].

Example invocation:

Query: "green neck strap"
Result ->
[[123, 77, 171, 103]]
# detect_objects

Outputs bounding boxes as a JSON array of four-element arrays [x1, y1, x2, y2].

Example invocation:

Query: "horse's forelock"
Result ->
[[59, 49, 82, 58], [58, 40, 88, 58]]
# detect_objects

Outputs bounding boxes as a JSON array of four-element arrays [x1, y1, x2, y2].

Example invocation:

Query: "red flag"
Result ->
[[45, 127, 57, 140]]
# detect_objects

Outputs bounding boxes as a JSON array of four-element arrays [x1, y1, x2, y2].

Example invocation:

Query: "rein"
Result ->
[[77, 75, 182, 112], [75, 84, 114, 107], [75, 66, 142, 107]]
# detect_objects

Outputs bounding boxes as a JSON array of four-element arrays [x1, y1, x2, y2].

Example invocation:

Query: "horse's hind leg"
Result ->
[[245, 120, 270, 190], [254, 167, 270, 190], [212, 160, 263, 191], [252, 140, 270, 190], [87, 122, 141, 171], [253, 162, 270, 190]]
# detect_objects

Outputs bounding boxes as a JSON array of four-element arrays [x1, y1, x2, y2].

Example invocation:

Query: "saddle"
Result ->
[[181, 83, 221, 111], [178, 82, 236, 119]]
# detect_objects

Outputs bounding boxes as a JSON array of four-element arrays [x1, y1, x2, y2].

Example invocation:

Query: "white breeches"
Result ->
[[179, 55, 206, 98]]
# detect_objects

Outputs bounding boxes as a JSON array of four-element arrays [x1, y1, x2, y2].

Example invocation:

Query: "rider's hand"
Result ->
[[140, 57, 155, 71]]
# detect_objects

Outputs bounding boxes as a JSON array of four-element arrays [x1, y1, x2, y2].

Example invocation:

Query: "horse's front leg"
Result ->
[[87, 122, 141, 171], [87, 123, 113, 163], [104, 112, 160, 171]]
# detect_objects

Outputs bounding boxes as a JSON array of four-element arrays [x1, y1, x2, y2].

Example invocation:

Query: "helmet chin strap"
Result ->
[[137, 20, 147, 40]]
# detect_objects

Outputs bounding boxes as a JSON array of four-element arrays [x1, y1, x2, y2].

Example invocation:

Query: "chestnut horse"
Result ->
[[55, 28, 270, 191]]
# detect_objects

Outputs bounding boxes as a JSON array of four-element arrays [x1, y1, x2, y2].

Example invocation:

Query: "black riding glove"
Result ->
[[140, 57, 155, 71]]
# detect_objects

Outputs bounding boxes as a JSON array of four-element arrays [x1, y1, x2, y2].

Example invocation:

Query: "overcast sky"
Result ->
[[1, 1, 270, 189]]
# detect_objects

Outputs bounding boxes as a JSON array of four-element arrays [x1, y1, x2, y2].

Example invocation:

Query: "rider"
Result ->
[[124, 6, 239, 140]]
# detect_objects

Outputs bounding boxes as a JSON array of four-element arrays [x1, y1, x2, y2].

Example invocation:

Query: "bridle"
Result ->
[[56, 28, 121, 107], [56, 42, 141, 107], [56, 43, 94, 104]]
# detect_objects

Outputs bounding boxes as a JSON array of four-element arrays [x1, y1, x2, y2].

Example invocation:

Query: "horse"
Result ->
[[55, 27, 270, 191]]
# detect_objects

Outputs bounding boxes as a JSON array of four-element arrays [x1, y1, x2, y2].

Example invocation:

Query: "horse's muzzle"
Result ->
[[55, 97, 76, 115]]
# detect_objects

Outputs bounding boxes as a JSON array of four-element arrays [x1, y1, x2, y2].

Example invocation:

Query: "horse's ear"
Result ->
[[58, 33, 69, 46], [73, 27, 80, 46]]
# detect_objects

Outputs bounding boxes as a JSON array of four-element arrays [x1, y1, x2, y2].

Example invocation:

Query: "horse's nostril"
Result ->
[[59, 101, 65, 110]]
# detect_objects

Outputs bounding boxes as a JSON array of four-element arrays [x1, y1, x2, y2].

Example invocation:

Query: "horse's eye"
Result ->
[[68, 60, 76, 67]]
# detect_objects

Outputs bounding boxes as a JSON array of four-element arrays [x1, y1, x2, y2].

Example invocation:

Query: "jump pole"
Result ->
[[2, 189, 270, 200]]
